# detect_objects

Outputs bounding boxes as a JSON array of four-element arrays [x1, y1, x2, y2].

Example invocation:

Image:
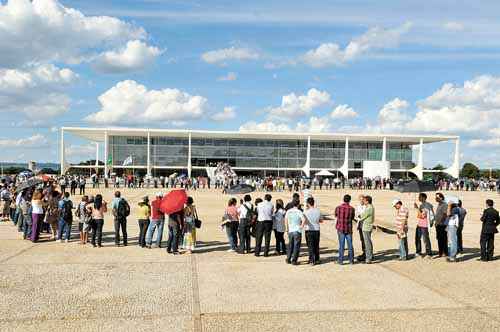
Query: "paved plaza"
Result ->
[[1, 188, 499, 331]]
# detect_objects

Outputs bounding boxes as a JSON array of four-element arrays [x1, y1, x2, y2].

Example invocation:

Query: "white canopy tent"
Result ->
[[315, 169, 335, 176]]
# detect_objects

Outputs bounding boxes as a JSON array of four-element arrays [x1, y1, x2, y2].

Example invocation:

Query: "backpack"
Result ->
[[61, 200, 73, 222], [242, 203, 254, 221], [116, 199, 130, 219]]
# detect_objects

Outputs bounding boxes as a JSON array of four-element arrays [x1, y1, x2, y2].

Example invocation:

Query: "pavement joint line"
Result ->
[[376, 262, 500, 324], [0, 243, 38, 264], [190, 253, 202, 332], [0, 260, 189, 266]]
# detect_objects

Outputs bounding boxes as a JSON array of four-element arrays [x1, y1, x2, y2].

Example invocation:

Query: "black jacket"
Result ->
[[480, 207, 500, 234]]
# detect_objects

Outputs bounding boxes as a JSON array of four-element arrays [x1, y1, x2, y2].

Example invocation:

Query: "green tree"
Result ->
[[460, 162, 480, 179]]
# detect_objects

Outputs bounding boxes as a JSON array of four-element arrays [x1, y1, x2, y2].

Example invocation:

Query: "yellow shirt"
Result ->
[[137, 203, 151, 219]]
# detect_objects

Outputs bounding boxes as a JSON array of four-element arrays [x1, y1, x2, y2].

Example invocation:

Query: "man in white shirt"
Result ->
[[355, 195, 366, 262], [255, 194, 274, 257]]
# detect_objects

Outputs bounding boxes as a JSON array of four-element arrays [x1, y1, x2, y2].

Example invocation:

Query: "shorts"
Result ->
[[83, 222, 92, 232], [78, 223, 84, 231]]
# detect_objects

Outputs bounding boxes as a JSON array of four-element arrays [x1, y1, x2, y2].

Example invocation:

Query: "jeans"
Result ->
[[436, 225, 448, 256], [23, 214, 32, 239], [274, 230, 286, 254], [457, 224, 464, 253], [398, 236, 408, 259], [138, 219, 149, 247], [114, 218, 127, 245], [305, 230, 320, 263], [15, 207, 23, 231], [91, 219, 104, 246], [357, 222, 365, 258], [225, 220, 238, 250], [167, 221, 181, 253], [146, 219, 164, 247], [415, 226, 432, 256], [447, 225, 458, 259], [362, 231, 373, 262], [255, 220, 273, 256], [238, 218, 251, 253], [58, 219, 72, 241], [287, 232, 302, 263], [337, 231, 354, 264]]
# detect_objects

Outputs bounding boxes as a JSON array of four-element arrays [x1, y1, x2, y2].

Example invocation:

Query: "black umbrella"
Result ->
[[16, 178, 43, 193], [394, 180, 436, 193], [226, 184, 255, 195]]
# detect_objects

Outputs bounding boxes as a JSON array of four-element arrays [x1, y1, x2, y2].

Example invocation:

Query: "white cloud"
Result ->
[[443, 22, 464, 31], [378, 98, 410, 127], [330, 104, 358, 119], [201, 46, 259, 64], [93, 40, 162, 73], [0, 64, 76, 119], [407, 75, 500, 133], [296, 116, 331, 133], [0, 0, 147, 68], [0, 134, 48, 148], [85, 80, 207, 125], [239, 121, 291, 132], [468, 137, 500, 147], [301, 22, 412, 67], [65, 144, 96, 158], [217, 72, 237, 81], [267, 88, 331, 120], [211, 106, 236, 121]]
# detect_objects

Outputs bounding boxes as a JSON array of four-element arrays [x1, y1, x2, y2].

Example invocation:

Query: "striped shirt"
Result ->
[[395, 206, 409, 236], [335, 203, 355, 234]]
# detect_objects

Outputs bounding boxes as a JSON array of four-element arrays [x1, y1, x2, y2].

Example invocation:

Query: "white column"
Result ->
[[95, 142, 99, 173], [382, 137, 387, 162], [104, 131, 109, 178], [301, 136, 311, 177], [60, 128, 65, 175], [444, 137, 460, 179], [147, 131, 151, 176], [187, 132, 192, 178], [409, 138, 424, 180], [339, 137, 349, 179]]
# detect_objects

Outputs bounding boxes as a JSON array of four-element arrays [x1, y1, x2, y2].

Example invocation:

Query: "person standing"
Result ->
[[392, 199, 409, 260], [355, 195, 366, 262], [479, 199, 500, 262], [255, 194, 274, 257], [303, 197, 321, 265], [434, 193, 448, 257], [58, 192, 73, 243], [30, 190, 44, 242], [79, 177, 86, 195], [137, 197, 151, 248], [76, 196, 89, 245], [335, 194, 355, 265], [182, 197, 198, 254], [237, 195, 253, 254], [20, 193, 32, 240], [414, 193, 433, 258], [446, 202, 460, 262], [224, 198, 239, 252], [358, 196, 374, 264], [272, 199, 286, 255], [146, 193, 165, 248], [112, 191, 130, 246], [45, 191, 60, 241], [457, 200, 467, 254], [87, 194, 107, 248], [285, 199, 306, 265], [166, 209, 183, 255]]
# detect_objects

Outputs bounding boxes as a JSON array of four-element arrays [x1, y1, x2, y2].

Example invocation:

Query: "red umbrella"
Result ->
[[160, 189, 188, 214]]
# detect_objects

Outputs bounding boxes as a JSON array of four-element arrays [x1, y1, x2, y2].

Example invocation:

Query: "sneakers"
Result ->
[[65, 239, 69, 243], [227, 249, 235, 253]]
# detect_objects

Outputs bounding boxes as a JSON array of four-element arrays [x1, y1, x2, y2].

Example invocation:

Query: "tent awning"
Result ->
[[315, 169, 335, 176]]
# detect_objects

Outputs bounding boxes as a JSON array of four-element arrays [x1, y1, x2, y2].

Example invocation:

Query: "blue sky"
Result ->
[[1, 0, 500, 168]]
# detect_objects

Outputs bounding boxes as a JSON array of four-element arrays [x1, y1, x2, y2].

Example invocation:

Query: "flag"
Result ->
[[107, 154, 112, 166], [122, 155, 133, 166]]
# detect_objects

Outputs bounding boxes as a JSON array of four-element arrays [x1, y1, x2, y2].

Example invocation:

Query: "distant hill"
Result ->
[[0, 162, 60, 170]]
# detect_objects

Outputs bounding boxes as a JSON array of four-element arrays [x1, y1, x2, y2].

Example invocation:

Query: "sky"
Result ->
[[1, 0, 500, 168]]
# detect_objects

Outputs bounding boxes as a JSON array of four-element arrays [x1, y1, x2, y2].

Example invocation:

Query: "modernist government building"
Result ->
[[61, 127, 460, 180]]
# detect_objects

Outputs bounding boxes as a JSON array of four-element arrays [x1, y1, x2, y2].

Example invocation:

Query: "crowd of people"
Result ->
[[1, 174, 499, 264], [220, 190, 500, 264]]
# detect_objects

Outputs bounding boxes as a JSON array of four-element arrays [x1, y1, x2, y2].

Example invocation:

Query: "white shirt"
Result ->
[[257, 200, 274, 221], [355, 204, 366, 219], [238, 202, 253, 220], [304, 207, 321, 231]]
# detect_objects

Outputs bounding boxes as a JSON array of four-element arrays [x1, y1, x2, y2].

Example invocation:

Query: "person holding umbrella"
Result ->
[[161, 190, 188, 255]]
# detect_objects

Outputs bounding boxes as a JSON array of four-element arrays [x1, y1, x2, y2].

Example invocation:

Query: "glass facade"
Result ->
[[109, 135, 413, 170]]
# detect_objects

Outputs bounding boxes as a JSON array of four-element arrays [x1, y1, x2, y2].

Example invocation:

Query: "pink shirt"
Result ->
[[225, 206, 239, 221], [417, 210, 428, 228]]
